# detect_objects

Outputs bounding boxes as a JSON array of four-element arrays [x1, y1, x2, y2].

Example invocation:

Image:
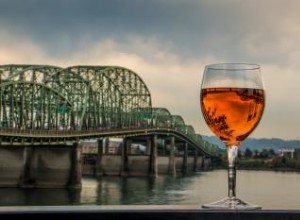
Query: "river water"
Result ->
[[0, 170, 299, 209]]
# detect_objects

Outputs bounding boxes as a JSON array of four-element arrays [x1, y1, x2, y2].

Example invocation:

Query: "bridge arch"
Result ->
[[151, 107, 172, 127], [170, 115, 185, 132], [65, 66, 152, 129], [0, 81, 72, 129], [185, 125, 195, 135], [0, 65, 153, 130], [100, 66, 152, 128], [0, 64, 63, 83]]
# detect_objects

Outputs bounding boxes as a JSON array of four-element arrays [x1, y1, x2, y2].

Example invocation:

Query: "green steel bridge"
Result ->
[[0, 64, 218, 157]]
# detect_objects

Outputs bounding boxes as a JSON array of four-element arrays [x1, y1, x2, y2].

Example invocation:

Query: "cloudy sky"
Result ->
[[0, 0, 299, 140]]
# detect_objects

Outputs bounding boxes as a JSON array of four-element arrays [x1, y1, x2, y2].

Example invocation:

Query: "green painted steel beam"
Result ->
[[0, 64, 216, 156]]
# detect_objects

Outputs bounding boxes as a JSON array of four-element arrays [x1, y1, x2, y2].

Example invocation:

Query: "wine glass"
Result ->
[[200, 63, 265, 210]]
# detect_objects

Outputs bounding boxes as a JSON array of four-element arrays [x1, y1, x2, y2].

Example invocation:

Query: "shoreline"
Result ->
[[214, 167, 300, 173]]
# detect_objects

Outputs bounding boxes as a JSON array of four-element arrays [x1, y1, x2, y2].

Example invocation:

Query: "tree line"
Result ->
[[213, 148, 300, 171]]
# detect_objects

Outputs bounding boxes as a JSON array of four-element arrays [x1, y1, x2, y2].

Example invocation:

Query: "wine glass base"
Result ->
[[202, 197, 261, 210]]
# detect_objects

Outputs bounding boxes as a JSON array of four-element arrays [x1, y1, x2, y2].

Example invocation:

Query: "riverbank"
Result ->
[[213, 155, 300, 172], [238, 167, 300, 172], [214, 167, 300, 172]]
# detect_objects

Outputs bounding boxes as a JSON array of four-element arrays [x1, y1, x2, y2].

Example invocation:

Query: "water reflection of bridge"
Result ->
[[0, 65, 218, 188]]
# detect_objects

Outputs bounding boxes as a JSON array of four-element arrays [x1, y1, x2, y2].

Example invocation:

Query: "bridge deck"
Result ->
[[0, 127, 216, 156]]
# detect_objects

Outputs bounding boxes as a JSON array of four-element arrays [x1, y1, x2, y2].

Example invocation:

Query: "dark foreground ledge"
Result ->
[[0, 205, 300, 220]]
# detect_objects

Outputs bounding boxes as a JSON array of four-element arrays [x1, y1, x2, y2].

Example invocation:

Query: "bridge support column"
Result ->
[[202, 156, 206, 170], [67, 141, 82, 188], [104, 138, 110, 154], [95, 139, 104, 176], [149, 135, 158, 177], [20, 146, 36, 188], [168, 136, 176, 177], [182, 143, 188, 175], [203, 157, 212, 170], [121, 138, 131, 176], [193, 150, 198, 171], [146, 137, 151, 155], [0, 146, 23, 187], [200, 156, 212, 171]]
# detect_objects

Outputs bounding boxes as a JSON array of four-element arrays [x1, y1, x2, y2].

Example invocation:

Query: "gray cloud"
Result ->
[[0, 0, 296, 62], [0, 0, 260, 57]]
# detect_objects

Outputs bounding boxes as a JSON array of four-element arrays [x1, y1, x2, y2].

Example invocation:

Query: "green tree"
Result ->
[[244, 148, 253, 158], [260, 148, 269, 158], [268, 149, 276, 157]]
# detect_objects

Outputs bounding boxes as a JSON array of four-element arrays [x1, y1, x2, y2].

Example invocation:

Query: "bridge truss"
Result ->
[[0, 65, 219, 156], [0, 65, 152, 130]]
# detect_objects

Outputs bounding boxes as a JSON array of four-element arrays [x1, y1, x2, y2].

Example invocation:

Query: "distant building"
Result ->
[[81, 138, 123, 155], [276, 148, 295, 159], [81, 140, 98, 154]]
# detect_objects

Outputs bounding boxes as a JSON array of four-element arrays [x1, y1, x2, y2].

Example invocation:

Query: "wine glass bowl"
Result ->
[[200, 63, 265, 209]]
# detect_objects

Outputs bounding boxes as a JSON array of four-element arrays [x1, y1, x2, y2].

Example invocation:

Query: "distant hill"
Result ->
[[202, 135, 300, 152]]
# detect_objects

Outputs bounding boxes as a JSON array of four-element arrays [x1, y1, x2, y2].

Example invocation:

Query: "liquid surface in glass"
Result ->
[[200, 87, 265, 146]]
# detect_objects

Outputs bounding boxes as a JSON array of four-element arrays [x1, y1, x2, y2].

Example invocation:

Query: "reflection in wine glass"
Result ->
[[200, 63, 265, 209]]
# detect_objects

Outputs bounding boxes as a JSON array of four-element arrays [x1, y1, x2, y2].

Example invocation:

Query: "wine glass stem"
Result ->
[[227, 145, 238, 198]]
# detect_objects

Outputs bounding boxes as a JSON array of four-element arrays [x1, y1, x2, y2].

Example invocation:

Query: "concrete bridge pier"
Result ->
[[0, 142, 82, 189], [83, 135, 212, 177], [148, 135, 158, 177], [155, 138, 205, 175], [193, 150, 207, 172], [20, 146, 36, 188], [96, 136, 158, 177], [95, 139, 104, 176], [120, 138, 131, 176], [146, 137, 151, 155], [104, 137, 110, 154], [203, 157, 212, 170], [0, 145, 24, 187], [193, 150, 199, 172], [168, 136, 176, 177], [182, 143, 188, 175], [67, 141, 82, 188], [119, 135, 158, 177]]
